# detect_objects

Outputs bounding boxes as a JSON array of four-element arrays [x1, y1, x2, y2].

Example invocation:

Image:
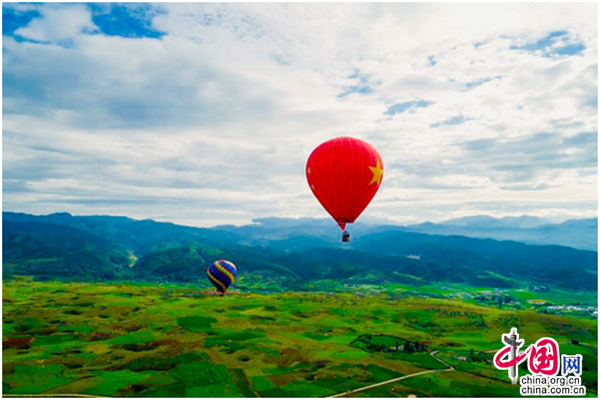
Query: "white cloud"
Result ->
[[2, 3, 598, 226], [14, 4, 97, 42]]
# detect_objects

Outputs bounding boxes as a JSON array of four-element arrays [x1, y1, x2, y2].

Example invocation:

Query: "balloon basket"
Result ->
[[342, 231, 350, 242]]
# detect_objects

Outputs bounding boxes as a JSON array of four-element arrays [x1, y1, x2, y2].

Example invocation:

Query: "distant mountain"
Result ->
[[1, 212, 306, 282], [352, 230, 597, 290], [3, 220, 129, 281], [441, 215, 551, 229], [2, 211, 243, 255], [216, 215, 598, 251], [542, 218, 598, 229], [2, 212, 597, 290], [401, 217, 597, 251], [212, 217, 386, 252]]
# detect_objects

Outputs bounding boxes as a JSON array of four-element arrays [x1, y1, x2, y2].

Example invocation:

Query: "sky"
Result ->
[[2, 3, 598, 227]]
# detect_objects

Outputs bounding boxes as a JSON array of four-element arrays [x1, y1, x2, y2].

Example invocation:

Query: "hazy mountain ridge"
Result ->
[[227, 214, 598, 251], [2, 212, 597, 290], [440, 215, 551, 228], [402, 217, 597, 251]]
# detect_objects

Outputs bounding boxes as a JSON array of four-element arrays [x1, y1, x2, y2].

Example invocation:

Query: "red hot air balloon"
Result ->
[[306, 137, 384, 242]]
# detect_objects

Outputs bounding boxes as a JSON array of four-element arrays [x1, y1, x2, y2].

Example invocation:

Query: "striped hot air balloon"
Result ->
[[207, 260, 238, 296]]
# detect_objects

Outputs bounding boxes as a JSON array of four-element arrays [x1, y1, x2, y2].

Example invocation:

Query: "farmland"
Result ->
[[2, 281, 598, 397]]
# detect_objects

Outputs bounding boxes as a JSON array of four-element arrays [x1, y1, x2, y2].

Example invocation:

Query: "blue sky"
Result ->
[[88, 4, 165, 39], [2, 3, 597, 227], [510, 30, 586, 57], [3, 4, 166, 39]]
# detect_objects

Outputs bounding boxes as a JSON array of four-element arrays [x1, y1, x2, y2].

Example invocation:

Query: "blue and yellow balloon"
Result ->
[[207, 260, 238, 296]]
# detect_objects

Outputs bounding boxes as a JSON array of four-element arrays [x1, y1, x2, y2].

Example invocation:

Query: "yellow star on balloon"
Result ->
[[368, 158, 383, 186]]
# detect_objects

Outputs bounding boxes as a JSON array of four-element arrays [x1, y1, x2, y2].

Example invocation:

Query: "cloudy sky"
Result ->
[[2, 3, 598, 227]]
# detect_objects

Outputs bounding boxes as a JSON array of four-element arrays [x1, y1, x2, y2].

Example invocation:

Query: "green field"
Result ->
[[2, 281, 598, 397]]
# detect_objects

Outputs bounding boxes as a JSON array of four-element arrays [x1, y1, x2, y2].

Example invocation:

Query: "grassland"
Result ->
[[2, 281, 598, 397]]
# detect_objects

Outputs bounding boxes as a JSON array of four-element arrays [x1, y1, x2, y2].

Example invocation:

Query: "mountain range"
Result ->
[[401, 215, 598, 251], [2, 212, 597, 290]]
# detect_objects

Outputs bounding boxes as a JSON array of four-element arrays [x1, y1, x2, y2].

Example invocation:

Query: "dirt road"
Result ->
[[327, 351, 454, 398]]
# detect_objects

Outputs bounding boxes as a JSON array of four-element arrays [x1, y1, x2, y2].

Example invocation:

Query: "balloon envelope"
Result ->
[[306, 137, 383, 230], [207, 260, 238, 295]]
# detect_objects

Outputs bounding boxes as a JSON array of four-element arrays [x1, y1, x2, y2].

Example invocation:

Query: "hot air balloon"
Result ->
[[306, 137, 383, 242], [207, 260, 238, 296]]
